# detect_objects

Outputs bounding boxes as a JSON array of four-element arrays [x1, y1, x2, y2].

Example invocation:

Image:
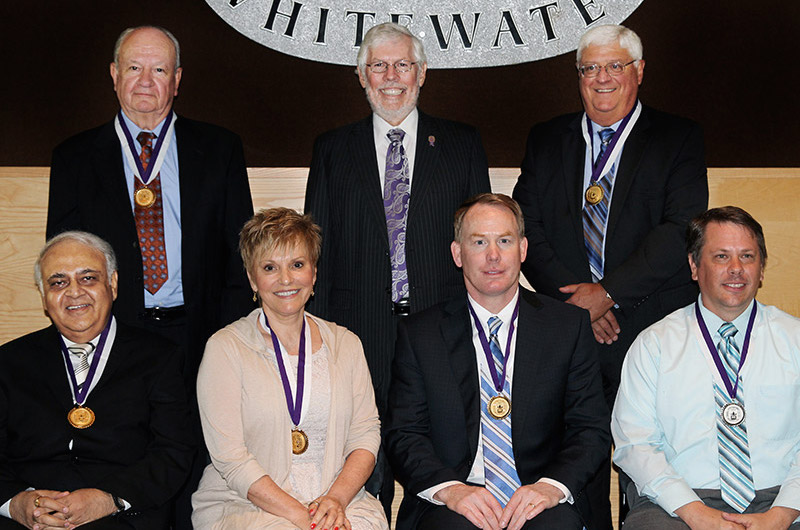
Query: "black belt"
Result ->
[[140, 305, 186, 322], [392, 299, 411, 316]]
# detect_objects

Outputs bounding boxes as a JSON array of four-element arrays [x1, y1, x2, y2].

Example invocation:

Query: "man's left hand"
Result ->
[[59, 488, 118, 527], [722, 506, 800, 530], [559, 283, 614, 322], [500, 482, 564, 530]]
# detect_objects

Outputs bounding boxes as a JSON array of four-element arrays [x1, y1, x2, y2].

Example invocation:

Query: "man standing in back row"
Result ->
[[513, 24, 708, 528], [305, 22, 491, 516]]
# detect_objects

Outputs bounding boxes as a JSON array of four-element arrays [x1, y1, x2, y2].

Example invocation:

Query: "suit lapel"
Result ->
[[93, 121, 136, 233], [349, 117, 389, 247], [406, 111, 440, 220], [510, 289, 544, 437], [607, 106, 650, 239], [562, 115, 589, 251], [441, 298, 481, 459], [176, 117, 202, 249], [37, 327, 83, 409]]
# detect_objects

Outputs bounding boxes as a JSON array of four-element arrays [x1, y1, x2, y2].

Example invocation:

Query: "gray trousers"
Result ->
[[623, 481, 800, 529]]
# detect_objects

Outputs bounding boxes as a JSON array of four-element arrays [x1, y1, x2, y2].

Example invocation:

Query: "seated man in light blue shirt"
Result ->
[[612, 206, 800, 529]]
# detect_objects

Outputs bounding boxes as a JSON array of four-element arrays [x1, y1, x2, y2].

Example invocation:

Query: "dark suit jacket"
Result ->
[[304, 111, 491, 410], [0, 322, 195, 529], [46, 116, 255, 380], [384, 288, 611, 529], [512, 105, 708, 403]]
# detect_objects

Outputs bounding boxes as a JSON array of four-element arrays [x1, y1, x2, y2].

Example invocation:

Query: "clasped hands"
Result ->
[[10, 488, 118, 530], [297, 494, 350, 530], [436, 482, 564, 530], [559, 282, 619, 345]]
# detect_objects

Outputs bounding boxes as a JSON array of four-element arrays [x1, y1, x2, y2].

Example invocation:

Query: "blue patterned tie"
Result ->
[[480, 316, 521, 505], [716, 322, 755, 512], [582, 127, 615, 282], [383, 129, 410, 303]]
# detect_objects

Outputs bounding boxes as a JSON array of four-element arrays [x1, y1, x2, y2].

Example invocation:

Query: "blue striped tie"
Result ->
[[583, 128, 615, 281], [716, 322, 755, 512], [481, 316, 521, 505]]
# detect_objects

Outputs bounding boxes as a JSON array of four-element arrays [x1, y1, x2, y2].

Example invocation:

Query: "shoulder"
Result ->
[[310, 314, 363, 356], [757, 302, 800, 332], [0, 326, 56, 359], [52, 121, 116, 157], [313, 116, 372, 146], [174, 115, 243, 146], [638, 105, 702, 135], [418, 111, 480, 136], [530, 111, 583, 135]]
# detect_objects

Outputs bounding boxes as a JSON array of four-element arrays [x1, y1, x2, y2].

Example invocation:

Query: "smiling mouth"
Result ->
[[379, 87, 405, 96], [275, 289, 300, 298], [66, 304, 90, 310], [595, 88, 616, 93], [724, 283, 745, 289]]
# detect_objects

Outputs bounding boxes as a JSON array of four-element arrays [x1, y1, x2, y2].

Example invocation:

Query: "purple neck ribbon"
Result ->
[[587, 104, 636, 183], [117, 110, 173, 185], [468, 298, 520, 393], [263, 311, 306, 426], [59, 316, 112, 405]]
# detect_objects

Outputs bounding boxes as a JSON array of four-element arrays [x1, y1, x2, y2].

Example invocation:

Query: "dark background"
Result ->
[[1, 1, 796, 168]]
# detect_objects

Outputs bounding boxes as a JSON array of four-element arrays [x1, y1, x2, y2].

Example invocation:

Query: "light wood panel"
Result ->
[[2, 167, 799, 346]]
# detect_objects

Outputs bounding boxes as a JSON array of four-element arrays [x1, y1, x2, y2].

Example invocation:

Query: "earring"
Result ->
[[252, 291, 258, 302], [311, 289, 315, 297]]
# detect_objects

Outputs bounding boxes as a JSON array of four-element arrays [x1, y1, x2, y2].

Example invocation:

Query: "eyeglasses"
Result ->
[[577, 60, 636, 78], [366, 60, 417, 74]]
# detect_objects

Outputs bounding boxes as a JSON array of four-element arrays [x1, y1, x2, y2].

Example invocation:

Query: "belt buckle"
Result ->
[[392, 299, 411, 316]]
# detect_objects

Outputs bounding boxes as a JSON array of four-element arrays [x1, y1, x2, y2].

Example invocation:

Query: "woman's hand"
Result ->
[[308, 495, 350, 530]]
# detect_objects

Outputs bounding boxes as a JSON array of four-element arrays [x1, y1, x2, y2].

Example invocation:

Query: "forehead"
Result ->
[[580, 41, 630, 63], [462, 204, 518, 234], [41, 241, 107, 275], [702, 222, 759, 250], [367, 36, 414, 60], [119, 28, 176, 63]]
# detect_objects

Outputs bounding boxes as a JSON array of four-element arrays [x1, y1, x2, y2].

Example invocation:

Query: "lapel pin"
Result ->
[[428, 135, 436, 147]]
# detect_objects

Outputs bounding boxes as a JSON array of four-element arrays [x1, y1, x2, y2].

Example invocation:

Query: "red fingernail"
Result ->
[[310, 525, 316, 529]]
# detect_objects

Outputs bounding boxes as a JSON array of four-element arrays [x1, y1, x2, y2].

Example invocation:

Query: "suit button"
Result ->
[[71, 456, 79, 464]]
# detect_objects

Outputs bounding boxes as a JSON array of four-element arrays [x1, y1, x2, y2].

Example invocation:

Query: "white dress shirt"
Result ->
[[372, 108, 418, 192]]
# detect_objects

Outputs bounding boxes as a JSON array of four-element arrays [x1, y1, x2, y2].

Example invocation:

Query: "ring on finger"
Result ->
[[33, 496, 41, 508]]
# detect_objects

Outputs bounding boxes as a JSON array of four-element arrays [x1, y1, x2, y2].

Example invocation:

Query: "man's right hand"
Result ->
[[9, 489, 70, 530], [675, 501, 747, 529], [434, 484, 504, 530]]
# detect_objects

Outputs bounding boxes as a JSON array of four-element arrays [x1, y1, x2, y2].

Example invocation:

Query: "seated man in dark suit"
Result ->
[[385, 193, 610, 530], [0, 231, 194, 529]]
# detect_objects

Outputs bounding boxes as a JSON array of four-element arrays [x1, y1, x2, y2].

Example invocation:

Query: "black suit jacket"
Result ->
[[304, 111, 491, 410], [46, 116, 255, 379], [0, 322, 195, 529], [384, 288, 611, 529], [512, 105, 708, 403]]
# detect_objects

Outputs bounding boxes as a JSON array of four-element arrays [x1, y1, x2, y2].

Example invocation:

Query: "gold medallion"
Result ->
[[291, 428, 308, 455], [585, 184, 604, 205], [488, 395, 511, 420], [134, 187, 156, 208], [68, 405, 95, 429]]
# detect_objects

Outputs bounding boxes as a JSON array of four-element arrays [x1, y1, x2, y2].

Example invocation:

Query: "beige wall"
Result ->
[[2, 167, 798, 346]]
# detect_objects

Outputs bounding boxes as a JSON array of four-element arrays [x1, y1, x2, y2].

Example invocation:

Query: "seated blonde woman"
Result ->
[[192, 208, 387, 530]]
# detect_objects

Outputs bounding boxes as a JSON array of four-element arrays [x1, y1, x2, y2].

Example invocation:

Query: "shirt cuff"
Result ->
[[537, 478, 573, 504], [418, 481, 464, 505], [1, 488, 34, 519]]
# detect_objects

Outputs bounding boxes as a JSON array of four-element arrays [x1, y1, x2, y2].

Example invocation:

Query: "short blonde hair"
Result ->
[[239, 208, 322, 274]]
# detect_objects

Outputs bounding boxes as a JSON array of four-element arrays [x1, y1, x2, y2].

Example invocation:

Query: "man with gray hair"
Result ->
[[46, 25, 254, 529], [305, 22, 491, 517], [0, 231, 194, 529], [512, 23, 708, 529]]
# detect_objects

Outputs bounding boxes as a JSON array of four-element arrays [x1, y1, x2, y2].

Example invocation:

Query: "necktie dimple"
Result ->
[[383, 128, 410, 303], [583, 127, 616, 281], [134, 131, 168, 294], [716, 322, 755, 512], [480, 316, 521, 506], [68, 342, 95, 392]]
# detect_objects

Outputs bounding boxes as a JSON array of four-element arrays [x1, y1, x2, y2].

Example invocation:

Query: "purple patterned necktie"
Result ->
[[383, 128, 410, 303]]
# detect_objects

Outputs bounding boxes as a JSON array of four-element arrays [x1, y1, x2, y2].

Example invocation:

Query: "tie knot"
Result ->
[[137, 131, 156, 147], [387, 128, 405, 144], [599, 128, 615, 146], [719, 322, 738, 340], [488, 316, 503, 336], [68, 342, 95, 358]]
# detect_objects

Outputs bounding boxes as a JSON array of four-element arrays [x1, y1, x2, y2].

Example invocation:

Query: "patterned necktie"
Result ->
[[134, 131, 168, 294], [480, 316, 521, 506], [68, 342, 95, 391], [716, 322, 755, 512], [582, 127, 616, 282], [383, 128, 410, 303]]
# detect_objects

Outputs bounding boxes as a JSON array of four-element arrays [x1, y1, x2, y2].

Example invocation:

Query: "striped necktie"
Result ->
[[68, 342, 95, 391], [480, 316, 521, 505], [716, 322, 755, 512], [582, 127, 615, 281]]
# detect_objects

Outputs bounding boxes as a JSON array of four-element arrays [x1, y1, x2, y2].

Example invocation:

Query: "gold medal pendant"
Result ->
[[488, 395, 511, 420], [585, 184, 604, 205], [134, 187, 156, 208], [291, 428, 309, 455], [68, 405, 95, 429]]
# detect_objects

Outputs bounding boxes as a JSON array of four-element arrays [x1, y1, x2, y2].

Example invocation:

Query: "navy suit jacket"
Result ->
[[384, 288, 611, 529], [46, 116, 255, 380], [0, 322, 195, 529], [304, 111, 491, 410], [512, 105, 708, 403]]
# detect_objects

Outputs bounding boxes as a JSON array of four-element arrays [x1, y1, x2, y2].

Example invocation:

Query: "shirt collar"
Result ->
[[372, 107, 418, 141], [696, 294, 756, 338], [467, 287, 520, 327]]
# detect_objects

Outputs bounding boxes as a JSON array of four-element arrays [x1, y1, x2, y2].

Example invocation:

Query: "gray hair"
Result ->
[[35, 231, 118, 293], [356, 22, 427, 76], [113, 25, 181, 70], [577, 24, 643, 63]]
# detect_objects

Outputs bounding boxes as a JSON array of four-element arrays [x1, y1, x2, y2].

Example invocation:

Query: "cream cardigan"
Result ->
[[191, 309, 387, 529]]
